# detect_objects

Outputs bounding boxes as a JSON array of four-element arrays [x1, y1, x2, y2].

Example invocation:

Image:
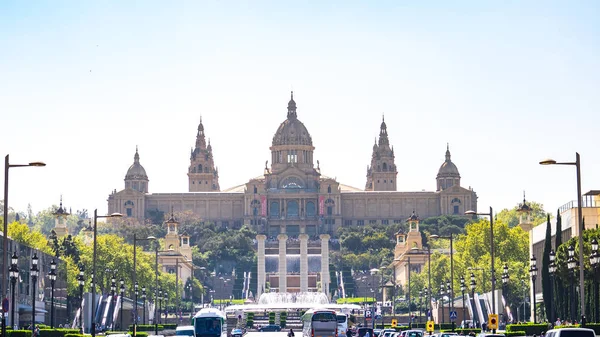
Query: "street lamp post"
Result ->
[[49, 259, 57, 328], [370, 268, 380, 329], [92, 209, 122, 337], [470, 273, 477, 328], [549, 250, 557, 324], [78, 265, 85, 333], [153, 242, 159, 336], [142, 286, 146, 325], [110, 275, 116, 331], [418, 290, 422, 325], [430, 234, 455, 325], [133, 234, 156, 337], [30, 253, 39, 334], [590, 241, 599, 323], [567, 245, 577, 322], [157, 289, 162, 324], [540, 153, 585, 324], [465, 207, 496, 331], [460, 276, 466, 326], [439, 283, 445, 324], [135, 282, 139, 330], [423, 287, 429, 321], [502, 264, 509, 324], [529, 257, 538, 324], [446, 279, 452, 331], [3, 155, 45, 337], [9, 252, 18, 330], [119, 279, 125, 331]]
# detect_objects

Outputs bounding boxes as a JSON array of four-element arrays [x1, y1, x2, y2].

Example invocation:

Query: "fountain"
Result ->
[[257, 292, 329, 305]]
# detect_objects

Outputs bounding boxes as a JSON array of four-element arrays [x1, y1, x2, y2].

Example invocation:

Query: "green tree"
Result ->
[[542, 214, 552, 322], [554, 210, 565, 321], [496, 200, 549, 228], [7, 221, 53, 255]]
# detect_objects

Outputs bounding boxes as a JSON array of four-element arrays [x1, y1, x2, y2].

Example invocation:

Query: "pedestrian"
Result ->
[[288, 328, 295, 337]]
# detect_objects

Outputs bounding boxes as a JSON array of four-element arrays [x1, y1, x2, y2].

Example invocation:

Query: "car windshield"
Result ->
[[560, 332, 594, 337], [337, 315, 347, 323], [312, 312, 336, 321], [175, 330, 194, 336], [194, 317, 222, 334]]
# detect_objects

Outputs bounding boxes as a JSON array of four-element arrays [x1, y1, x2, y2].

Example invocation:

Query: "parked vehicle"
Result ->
[[231, 328, 244, 337], [356, 327, 374, 337], [544, 328, 596, 337], [301, 309, 338, 337], [259, 324, 282, 332], [175, 325, 195, 337], [192, 307, 227, 337]]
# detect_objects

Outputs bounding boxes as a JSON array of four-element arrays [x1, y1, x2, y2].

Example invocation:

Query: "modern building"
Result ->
[[107, 92, 479, 297]]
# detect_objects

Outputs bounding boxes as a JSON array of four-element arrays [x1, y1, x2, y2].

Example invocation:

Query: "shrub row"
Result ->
[[129, 325, 164, 332], [39, 329, 81, 337], [162, 324, 177, 330], [506, 323, 550, 335], [8, 331, 32, 337], [505, 332, 526, 337]]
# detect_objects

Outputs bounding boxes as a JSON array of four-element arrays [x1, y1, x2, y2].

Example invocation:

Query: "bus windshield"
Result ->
[[312, 312, 337, 322], [336, 315, 347, 323], [194, 317, 222, 336]]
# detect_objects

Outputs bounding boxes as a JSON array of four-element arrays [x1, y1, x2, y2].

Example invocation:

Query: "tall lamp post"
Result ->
[[470, 273, 477, 328], [549, 250, 557, 324], [501, 264, 509, 324], [30, 253, 39, 334], [590, 241, 599, 323], [153, 242, 159, 336], [119, 279, 125, 331], [439, 283, 445, 324], [78, 265, 85, 333], [142, 286, 146, 325], [370, 268, 380, 329], [460, 276, 466, 326], [430, 234, 455, 324], [158, 288, 163, 324], [567, 245, 577, 322], [110, 276, 116, 331], [49, 259, 57, 328], [529, 256, 538, 323], [423, 287, 429, 321], [465, 207, 497, 331], [446, 279, 452, 331], [92, 209, 122, 337], [9, 252, 18, 330], [134, 282, 139, 330], [418, 289, 423, 324], [540, 154, 585, 324], [3, 155, 45, 337]]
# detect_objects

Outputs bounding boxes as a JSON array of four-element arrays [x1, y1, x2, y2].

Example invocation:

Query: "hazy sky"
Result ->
[[1, 1, 599, 218]]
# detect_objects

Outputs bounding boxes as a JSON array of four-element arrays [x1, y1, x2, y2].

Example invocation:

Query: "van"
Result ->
[[544, 328, 595, 337], [175, 325, 195, 337]]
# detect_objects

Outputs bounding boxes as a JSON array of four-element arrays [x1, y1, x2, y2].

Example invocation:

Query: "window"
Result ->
[[270, 202, 280, 217], [192, 181, 195, 184], [453, 205, 459, 215], [198, 164, 203, 172], [344, 220, 352, 226], [222, 221, 229, 228], [126, 208, 132, 217], [306, 201, 316, 217], [382, 219, 389, 225], [324, 218, 335, 225], [287, 200, 299, 217], [382, 163, 387, 171], [394, 220, 402, 224], [327, 185, 332, 193], [384, 180, 387, 183], [369, 220, 377, 225], [287, 150, 297, 163], [391, 180, 393, 183], [327, 206, 333, 216], [183, 238, 188, 245], [357, 220, 365, 226]]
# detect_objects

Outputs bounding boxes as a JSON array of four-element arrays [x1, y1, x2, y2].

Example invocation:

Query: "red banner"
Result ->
[[319, 196, 325, 215], [261, 195, 267, 216]]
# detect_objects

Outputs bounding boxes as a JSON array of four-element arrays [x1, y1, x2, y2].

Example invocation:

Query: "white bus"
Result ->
[[301, 309, 338, 337], [335, 312, 348, 336], [192, 308, 227, 337]]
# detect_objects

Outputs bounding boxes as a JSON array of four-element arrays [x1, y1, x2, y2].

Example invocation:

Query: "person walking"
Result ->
[[288, 328, 295, 337]]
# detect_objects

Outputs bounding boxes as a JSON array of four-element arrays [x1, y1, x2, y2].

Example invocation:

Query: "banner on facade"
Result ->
[[261, 195, 267, 216], [319, 196, 325, 215]]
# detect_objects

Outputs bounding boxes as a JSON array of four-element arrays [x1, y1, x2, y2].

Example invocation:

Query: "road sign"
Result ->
[[449, 310, 457, 321], [391, 319, 398, 327], [364, 310, 372, 318], [2, 298, 8, 313], [488, 313, 498, 330], [426, 320, 434, 332]]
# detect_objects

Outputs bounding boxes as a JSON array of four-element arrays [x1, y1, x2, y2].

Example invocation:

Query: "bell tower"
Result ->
[[188, 117, 220, 192], [366, 116, 397, 191], [164, 209, 180, 251]]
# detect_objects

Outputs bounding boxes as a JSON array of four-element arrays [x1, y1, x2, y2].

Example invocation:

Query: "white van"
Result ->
[[175, 325, 195, 337], [544, 328, 595, 337]]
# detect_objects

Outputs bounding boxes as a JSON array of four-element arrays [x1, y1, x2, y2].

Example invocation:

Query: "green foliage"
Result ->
[[451, 328, 481, 335], [7, 331, 32, 337], [506, 323, 550, 335], [336, 297, 375, 304], [136, 332, 149, 337], [39, 329, 80, 337], [130, 325, 163, 332], [505, 331, 526, 337], [496, 201, 549, 228], [161, 324, 177, 330], [542, 214, 553, 322], [63, 334, 85, 337], [7, 221, 53, 255]]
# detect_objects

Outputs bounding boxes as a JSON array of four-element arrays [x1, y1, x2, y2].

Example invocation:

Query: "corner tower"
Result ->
[[188, 117, 220, 192], [436, 144, 461, 191], [365, 117, 397, 191], [125, 147, 149, 193]]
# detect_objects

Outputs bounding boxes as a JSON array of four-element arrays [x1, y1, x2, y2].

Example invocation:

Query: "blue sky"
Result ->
[[1, 1, 599, 217]]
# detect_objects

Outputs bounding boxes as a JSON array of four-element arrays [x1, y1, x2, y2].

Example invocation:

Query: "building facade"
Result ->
[[107, 92, 478, 233]]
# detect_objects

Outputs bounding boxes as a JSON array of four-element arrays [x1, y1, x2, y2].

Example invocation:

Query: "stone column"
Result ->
[[278, 234, 288, 293], [299, 234, 309, 292], [320, 234, 330, 298], [256, 234, 266, 300]]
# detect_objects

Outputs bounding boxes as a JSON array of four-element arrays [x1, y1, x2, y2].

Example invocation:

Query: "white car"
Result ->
[[544, 328, 596, 337]]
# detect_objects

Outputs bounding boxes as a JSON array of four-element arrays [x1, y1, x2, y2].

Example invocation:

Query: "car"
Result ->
[[175, 325, 195, 337], [403, 330, 424, 337], [259, 324, 281, 332], [544, 328, 596, 337], [231, 328, 244, 337], [356, 327, 375, 337], [374, 329, 382, 336], [438, 333, 458, 337], [475, 334, 505, 337]]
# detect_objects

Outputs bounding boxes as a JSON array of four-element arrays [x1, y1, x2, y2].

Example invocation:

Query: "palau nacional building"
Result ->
[[107, 92, 478, 298]]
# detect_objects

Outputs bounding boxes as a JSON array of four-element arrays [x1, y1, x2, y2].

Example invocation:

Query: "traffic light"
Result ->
[[488, 313, 499, 330], [391, 319, 398, 328], [426, 320, 434, 332]]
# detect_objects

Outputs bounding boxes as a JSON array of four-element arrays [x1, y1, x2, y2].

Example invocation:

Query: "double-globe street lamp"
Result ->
[[540, 153, 585, 324], [119, 279, 125, 331], [9, 252, 18, 330], [2, 155, 45, 337], [49, 259, 57, 328], [110, 276, 116, 331], [470, 273, 477, 328], [465, 207, 497, 333], [460, 276, 466, 325], [142, 286, 146, 325], [529, 257, 538, 324], [91, 209, 122, 337], [30, 253, 39, 335], [501, 264, 509, 324], [567, 245, 578, 322], [590, 240, 600, 323], [78, 265, 85, 333], [549, 250, 557, 324], [133, 234, 157, 337]]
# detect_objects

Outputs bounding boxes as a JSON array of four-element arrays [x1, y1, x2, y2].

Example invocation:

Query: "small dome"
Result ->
[[125, 148, 148, 180], [437, 144, 460, 178]]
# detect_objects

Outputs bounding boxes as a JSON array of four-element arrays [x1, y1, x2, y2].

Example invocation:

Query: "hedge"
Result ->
[[245, 320, 253, 328], [506, 323, 550, 335], [505, 331, 526, 337], [129, 325, 163, 332], [39, 329, 81, 337], [8, 330, 32, 337], [452, 328, 481, 335], [162, 324, 177, 330], [64, 334, 85, 337]]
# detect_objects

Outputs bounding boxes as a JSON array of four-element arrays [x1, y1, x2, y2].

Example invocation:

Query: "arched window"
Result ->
[[198, 164, 203, 172], [382, 163, 388, 171], [306, 202, 316, 217], [287, 200, 299, 217], [270, 202, 280, 217], [327, 185, 332, 193], [253, 185, 258, 194]]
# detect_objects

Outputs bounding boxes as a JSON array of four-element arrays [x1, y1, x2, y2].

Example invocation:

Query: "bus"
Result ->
[[192, 308, 227, 337], [335, 312, 348, 336], [301, 309, 338, 337]]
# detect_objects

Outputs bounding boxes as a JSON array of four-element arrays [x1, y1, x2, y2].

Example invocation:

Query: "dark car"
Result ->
[[259, 324, 281, 332], [356, 327, 374, 337]]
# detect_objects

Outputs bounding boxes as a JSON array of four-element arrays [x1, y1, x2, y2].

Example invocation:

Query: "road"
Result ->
[[245, 332, 289, 337]]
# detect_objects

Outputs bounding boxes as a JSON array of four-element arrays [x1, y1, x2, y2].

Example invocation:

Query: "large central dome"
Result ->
[[272, 92, 313, 146]]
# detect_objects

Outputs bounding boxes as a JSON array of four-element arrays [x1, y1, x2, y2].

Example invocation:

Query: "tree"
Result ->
[[542, 214, 552, 322], [7, 221, 53, 255], [554, 210, 565, 321], [496, 201, 549, 228]]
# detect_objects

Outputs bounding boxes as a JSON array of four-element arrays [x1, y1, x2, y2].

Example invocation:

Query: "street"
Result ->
[[245, 332, 289, 337]]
